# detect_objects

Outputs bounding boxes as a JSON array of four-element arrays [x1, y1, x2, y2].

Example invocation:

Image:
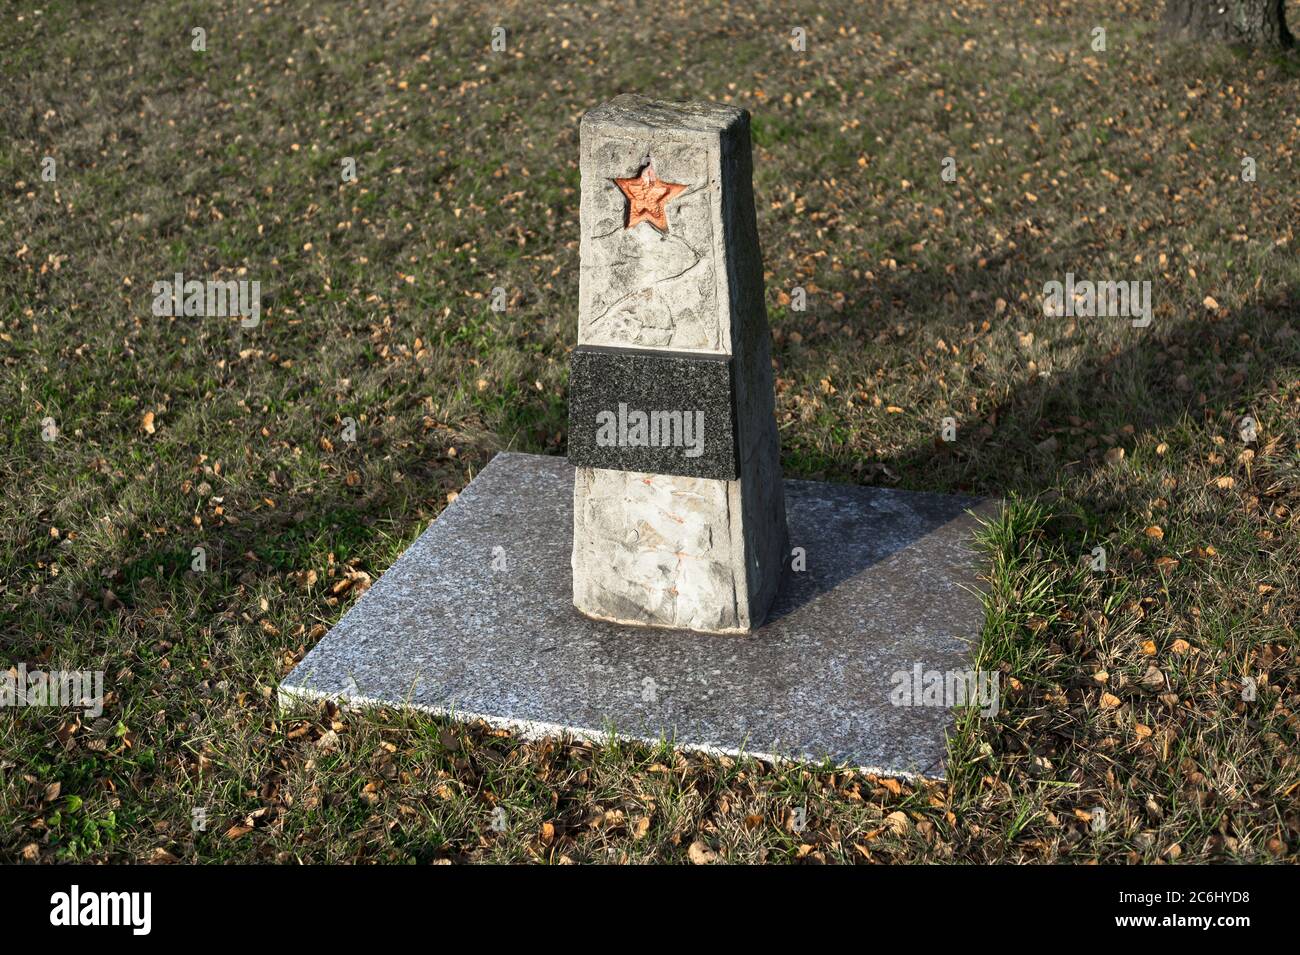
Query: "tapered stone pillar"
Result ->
[[568, 95, 788, 634]]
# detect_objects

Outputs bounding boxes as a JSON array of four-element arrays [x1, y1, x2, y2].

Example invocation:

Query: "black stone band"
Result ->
[[568, 344, 738, 480]]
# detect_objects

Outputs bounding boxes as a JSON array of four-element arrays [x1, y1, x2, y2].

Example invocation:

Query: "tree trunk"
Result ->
[[1163, 0, 1293, 46]]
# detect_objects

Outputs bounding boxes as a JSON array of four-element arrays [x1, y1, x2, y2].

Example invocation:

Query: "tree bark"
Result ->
[[1163, 0, 1294, 46]]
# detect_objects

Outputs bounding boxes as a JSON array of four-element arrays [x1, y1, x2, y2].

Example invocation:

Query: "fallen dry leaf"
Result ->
[[687, 840, 717, 864], [884, 810, 911, 835]]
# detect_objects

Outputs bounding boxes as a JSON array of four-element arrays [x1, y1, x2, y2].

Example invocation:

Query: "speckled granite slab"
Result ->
[[281, 452, 994, 779]]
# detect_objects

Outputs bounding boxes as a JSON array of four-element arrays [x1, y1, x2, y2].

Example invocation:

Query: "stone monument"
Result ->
[[281, 97, 995, 779], [567, 95, 787, 634]]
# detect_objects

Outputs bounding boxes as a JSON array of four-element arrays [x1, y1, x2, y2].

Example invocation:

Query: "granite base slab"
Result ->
[[280, 452, 995, 779]]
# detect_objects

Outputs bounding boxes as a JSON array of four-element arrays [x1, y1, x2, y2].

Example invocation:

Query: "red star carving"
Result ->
[[612, 163, 687, 233]]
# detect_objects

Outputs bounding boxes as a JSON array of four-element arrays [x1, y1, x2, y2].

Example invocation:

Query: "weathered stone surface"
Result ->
[[567, 344, 738, 480], [572, 94, 787, 632], [579, 102, 729, 353], [281, 452, 995, 779], [572, 466, 746, 632]]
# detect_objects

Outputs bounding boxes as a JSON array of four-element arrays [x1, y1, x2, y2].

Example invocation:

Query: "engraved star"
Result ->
[[613, 162, 687, 233]]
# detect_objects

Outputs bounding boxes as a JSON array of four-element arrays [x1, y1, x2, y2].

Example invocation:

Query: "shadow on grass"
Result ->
[[786, 251, 1297, 504]]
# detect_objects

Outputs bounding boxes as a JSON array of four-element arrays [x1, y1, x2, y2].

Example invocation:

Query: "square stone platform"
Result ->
[[281, 452, 994, 779]]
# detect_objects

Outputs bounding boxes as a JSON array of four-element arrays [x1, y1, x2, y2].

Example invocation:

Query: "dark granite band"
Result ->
[[567, 343, 738, 480]]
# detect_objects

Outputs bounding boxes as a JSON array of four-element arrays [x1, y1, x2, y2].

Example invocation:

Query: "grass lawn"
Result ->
[[2, 0, 1298, 863]]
